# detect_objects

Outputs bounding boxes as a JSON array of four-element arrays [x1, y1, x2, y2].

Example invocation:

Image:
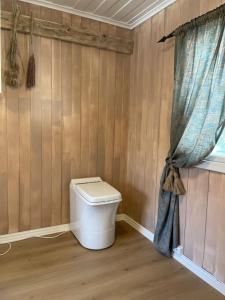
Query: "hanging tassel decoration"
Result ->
[[173, 170, 186, 195], [26, 13, 35, 89], [26, 53, 35, 88], [163, 165, 186, 195], [163, 166, 175, 193]]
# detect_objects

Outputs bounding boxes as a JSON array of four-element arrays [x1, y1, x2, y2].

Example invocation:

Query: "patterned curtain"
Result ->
[[154, 10, 225, 256]]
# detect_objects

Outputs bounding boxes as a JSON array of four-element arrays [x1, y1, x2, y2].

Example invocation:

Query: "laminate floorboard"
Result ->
[[0, 222, 224, 300]]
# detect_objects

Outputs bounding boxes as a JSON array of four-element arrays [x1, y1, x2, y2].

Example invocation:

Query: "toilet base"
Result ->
[[72, 227, 115, 250]]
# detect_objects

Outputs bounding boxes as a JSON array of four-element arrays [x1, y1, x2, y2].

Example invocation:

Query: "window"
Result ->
[[197, 127, 225, 173], [207, 128, 225, 162]]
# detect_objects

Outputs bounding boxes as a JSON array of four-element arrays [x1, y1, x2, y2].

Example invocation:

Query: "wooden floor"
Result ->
[[0, 222, 224, 300]]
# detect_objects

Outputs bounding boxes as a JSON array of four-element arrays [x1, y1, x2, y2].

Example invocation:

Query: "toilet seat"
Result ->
[[71, 177, 122, 205]]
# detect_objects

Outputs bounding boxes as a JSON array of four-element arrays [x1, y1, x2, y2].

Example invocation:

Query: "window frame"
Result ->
[[196, 156, 225, 173], [196, 127, 225, 173]]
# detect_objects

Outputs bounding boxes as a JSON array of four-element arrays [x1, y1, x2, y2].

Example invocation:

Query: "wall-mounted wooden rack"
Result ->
[[1, 10, 134, 55]]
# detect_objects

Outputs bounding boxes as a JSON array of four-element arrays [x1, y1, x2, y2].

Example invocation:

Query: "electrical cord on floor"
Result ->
[[34, 232, 66, 239], [0, 231, 66, 256], [0, 243, 12, 256]]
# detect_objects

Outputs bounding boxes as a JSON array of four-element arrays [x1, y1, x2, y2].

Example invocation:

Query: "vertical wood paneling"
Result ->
[[1, 0, 12, 10], [7, 89, 19, 233], [125, 35, 134, 215], [125, 12, 165, 229], [60, 3, 73, 226], [133, 22, 150, 225], [125, 28, 139, 218], [183, 168, 209, 265], [19, 33, 31, 231], [80, 46, 99, 177], [112, 26, 130, 212], [19, 95, 31, 231], [200, 0, 222, 13], [126, 0, 225, 284], [41, 36, 52, 227], [2, 0, 225, 286], [203, 172, 225, 282], [154, 1, 181, 227], [70, 15, 82, 181], [87, 47, 99, 177], [6, 29, 21, 232], [100, 48, 116, 182], [113, 53, 124, 190], [179, 168, 189, 248], [1, 0, 131, 233], [177, 0, 201, 249], [30, 33, 42, 229], [61, 40, 72, 224], [80, 8, 100, 179], [119, 54, 130, 212], [113, 51, 129, 213], [143, 12, 164, 231], [51, 39, 62, 226], [97, 24, 116, 183], [0, 31, 8, 234], [179, 0, 200, 21], [208, 0, 225, 269], [180, 0, 223, 274]]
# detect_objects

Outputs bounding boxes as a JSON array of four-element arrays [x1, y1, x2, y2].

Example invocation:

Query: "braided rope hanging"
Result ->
[[5, 5, 23, 88]]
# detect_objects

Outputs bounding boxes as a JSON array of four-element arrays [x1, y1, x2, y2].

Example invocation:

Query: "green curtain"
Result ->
[[154, 12, 225, 256]]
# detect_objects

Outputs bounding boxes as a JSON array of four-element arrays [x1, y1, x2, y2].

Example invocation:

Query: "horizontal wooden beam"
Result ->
[[1, 10, 133, 54]]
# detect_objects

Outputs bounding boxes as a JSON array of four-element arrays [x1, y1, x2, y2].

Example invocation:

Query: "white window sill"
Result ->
[[196, 158, 225, 174]]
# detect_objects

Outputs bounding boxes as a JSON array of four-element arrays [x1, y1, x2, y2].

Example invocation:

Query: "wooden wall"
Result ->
[[126, 0, 225, 283], [0, 0, 130, 234], [1, 0, 225, 286]]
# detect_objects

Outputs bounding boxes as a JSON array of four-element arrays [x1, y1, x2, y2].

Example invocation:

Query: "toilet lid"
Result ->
[[76, 181, 121, 204]]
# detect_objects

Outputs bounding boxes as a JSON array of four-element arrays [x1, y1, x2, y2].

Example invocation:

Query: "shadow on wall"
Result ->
[[124, 183, 152, 229]]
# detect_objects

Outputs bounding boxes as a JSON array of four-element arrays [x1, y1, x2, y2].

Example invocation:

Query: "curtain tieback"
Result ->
[[163, 165, 186, 195]]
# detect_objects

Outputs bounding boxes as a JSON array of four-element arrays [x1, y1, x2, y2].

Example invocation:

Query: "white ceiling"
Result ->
[[21, 0, 176, 29]]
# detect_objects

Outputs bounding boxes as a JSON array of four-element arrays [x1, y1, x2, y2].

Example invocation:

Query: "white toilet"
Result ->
[[70, 177, 122, 250]]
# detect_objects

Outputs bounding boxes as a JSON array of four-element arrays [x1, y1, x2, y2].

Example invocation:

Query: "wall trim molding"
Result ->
[[118, 214, 225, 297], [19, 0, 176, 30], [1, 214, 224, 296], [129, 0, 176, 29], [116, 213, 127, 222], [0, 224, 70, 244], [0, 214, 126, 244], [119, 214, 155, 242], [173, 249, 225, 296], [0, 214, 127, 244]]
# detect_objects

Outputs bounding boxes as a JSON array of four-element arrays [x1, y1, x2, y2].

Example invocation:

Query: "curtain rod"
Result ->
[[158, 3, 225, 43]]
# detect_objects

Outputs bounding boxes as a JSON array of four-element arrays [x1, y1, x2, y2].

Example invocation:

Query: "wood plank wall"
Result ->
[[1, 0, 225, 286], [126, 0, 225, 284], [0, 0, 130, 233]]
